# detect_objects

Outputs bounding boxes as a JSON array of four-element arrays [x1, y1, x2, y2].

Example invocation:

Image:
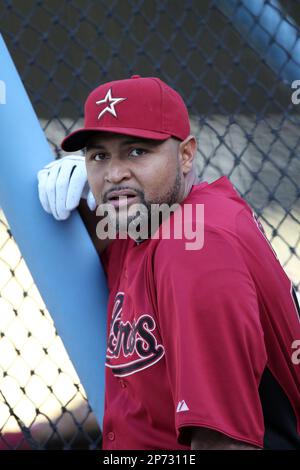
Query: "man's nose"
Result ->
[[104, 160, 131, 184]]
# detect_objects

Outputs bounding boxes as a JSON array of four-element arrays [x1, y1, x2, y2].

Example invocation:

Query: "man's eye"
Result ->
[[93, 153, 107, 161], [129, 148, 146, 157]]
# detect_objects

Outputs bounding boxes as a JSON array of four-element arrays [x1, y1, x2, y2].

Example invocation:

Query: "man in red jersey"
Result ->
[[38, 75, 300, 450]]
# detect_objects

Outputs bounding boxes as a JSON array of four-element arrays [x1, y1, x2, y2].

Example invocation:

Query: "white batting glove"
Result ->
[[37, 155, 96, 220]]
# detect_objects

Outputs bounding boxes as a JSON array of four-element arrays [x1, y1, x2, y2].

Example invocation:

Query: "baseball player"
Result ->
[[38, 75, 300, 450]]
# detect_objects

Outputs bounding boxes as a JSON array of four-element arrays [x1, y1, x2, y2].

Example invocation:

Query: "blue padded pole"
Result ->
[[217, 0, 300, 84], [0, 34, 108, 428]]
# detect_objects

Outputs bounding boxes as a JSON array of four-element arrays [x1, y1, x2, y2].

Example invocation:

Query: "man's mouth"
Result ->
[[106, 190, 140, 208]]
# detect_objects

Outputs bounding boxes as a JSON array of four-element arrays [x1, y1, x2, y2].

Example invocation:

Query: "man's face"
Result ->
[[85, 133, 186, 234]]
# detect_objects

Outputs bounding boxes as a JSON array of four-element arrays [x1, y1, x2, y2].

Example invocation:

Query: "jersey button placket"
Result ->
[[119, 379, 127, 389], [107, 431, 115, 441]]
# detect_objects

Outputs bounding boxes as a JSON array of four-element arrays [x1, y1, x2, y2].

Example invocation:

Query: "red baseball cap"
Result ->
[[61, 75, 190, 151]]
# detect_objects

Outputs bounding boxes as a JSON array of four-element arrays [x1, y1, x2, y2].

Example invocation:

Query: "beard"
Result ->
[[113, 168, 182, 240]]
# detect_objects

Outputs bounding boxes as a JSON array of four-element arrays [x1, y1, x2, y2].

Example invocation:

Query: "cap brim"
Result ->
[[61, 127, 171, 152]]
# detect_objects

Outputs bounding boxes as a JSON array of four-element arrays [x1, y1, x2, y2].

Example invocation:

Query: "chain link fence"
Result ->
[[0, 0, 299, 449]]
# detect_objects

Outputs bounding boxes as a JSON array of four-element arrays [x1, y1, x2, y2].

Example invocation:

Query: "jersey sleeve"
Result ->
[[154, 227, 267, 448]]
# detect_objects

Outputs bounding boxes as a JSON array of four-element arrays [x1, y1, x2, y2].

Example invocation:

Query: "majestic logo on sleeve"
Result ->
[[105, 292, 165, 377]]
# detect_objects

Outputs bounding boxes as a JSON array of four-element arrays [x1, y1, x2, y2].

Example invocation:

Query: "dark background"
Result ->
[[1, 0, 299, 119]]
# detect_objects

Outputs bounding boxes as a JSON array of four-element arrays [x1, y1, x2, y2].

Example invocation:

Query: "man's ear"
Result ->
[[179, 135, 197, 175]]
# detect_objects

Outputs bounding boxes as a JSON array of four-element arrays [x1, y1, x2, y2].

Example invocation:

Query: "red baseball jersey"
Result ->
[[100, 176, 300, 450]]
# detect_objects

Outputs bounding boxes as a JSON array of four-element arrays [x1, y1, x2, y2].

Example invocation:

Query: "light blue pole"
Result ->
[[217, 0, 300, 84], [0, 34, 107, 428]]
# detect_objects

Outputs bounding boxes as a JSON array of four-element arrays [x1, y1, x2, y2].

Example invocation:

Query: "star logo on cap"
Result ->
[[96, 88, 126, 120]]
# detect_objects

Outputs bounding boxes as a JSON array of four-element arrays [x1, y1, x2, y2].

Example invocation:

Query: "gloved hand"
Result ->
[[37, 155, 96, 220]]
